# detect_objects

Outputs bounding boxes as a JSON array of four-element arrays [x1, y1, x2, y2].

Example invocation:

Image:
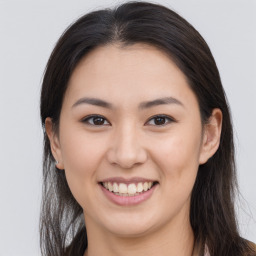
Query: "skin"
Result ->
[[46, 44, 222, 256]]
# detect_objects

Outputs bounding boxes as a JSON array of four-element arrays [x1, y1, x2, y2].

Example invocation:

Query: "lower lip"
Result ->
[[100, 184, 157, 206]]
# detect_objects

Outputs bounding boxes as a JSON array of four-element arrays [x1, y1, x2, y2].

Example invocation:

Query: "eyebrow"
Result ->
[[72, 96, 184, 109], [139, 97, 184, 109], [72, 97, 113, 109]]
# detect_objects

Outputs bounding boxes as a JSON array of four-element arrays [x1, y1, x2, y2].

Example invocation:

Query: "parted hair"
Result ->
[[40, 2, 255, 256]]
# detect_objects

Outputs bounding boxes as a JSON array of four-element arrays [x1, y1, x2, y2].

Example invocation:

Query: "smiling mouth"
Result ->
[[99, 181, 158, 197]]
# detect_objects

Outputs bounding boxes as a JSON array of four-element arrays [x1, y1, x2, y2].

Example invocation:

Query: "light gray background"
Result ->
[[0, 0, 255, 255]]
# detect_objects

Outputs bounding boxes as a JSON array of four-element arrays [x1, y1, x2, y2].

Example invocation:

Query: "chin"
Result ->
[[100, 213, 159, 238], [108, 224, 154, 238]]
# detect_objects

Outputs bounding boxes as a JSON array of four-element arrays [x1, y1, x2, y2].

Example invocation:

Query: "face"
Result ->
[[46, 44, 221, 238]]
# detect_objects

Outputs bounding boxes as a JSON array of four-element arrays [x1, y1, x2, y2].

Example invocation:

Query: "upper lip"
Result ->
[[100, 177, 158, 184]]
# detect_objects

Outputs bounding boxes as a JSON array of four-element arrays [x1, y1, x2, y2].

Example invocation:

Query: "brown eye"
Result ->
[[82, 115, 110, 126], [146, 115, 175, 126], [92, 117, 105, 125], [154, 116, 166, 125]]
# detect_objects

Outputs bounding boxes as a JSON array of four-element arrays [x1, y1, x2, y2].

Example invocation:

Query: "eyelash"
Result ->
[[81, 114, 175, 127], [81, 115, 110, 126]]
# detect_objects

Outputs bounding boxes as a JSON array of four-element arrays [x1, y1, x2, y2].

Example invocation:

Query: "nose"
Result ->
[[106, 125, 147, 169]]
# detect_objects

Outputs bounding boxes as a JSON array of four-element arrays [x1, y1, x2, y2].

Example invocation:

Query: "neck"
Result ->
[[84, 210, 197, 256]]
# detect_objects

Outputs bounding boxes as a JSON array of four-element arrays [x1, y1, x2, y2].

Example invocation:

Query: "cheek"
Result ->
[[151, 131, 202, 214], [60, 127, 106, 173], [58, 127, 107, 204], [150, 127, 202, 181]]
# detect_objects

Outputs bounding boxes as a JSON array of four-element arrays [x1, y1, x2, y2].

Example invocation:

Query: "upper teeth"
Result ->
[[103, 182, 154, 195]]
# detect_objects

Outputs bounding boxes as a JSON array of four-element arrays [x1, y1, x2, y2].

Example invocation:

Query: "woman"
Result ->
[[40, 1, 256, 256]]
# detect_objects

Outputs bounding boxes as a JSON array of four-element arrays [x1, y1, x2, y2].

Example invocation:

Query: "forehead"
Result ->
[[70, 43, 184, 82], [64, 43, 198, 109]]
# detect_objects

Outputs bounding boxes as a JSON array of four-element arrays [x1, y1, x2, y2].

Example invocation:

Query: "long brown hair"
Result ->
[[40, 2, 254, 255]]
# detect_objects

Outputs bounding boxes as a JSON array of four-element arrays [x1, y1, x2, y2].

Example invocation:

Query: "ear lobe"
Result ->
[[45, 117, 64, 169], [199, 108, 222, 165]]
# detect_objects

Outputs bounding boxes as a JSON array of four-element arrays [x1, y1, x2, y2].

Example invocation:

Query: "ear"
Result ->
[[199, 108, 222, 165], [45, 117, 64, 169]]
